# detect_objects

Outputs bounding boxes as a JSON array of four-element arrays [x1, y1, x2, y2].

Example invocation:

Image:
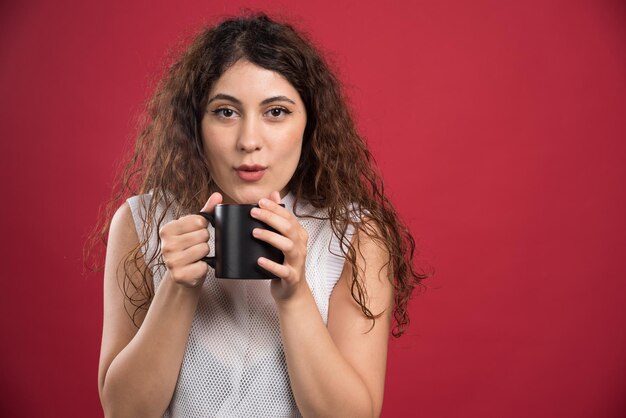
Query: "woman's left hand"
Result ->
[[250, 191, 309, 303]]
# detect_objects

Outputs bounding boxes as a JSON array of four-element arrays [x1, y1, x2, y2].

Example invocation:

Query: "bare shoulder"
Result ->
[[354, 218, 393, 278], [109, 201, 138, 246], [105, 199, 152, 296]]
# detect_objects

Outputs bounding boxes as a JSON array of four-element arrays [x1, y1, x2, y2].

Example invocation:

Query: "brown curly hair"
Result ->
[[88, 12, 428, 337]]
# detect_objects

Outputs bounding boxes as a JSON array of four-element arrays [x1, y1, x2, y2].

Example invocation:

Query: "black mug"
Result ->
[[196, 204, 285, 279]]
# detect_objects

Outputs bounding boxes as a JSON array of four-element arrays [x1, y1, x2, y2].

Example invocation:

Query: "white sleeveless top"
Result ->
[[127, 192, 354, 418]]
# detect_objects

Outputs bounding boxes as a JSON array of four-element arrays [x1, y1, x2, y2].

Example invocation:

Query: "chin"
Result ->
[[220, 181, 288, 205], [229, 189, 270, 205]]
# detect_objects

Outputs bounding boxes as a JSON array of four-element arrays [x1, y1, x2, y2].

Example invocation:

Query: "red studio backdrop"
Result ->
[[1, 1, 625, 417]]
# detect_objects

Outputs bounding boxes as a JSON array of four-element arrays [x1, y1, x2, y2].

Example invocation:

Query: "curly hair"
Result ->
[[88, 12, 428, 337]]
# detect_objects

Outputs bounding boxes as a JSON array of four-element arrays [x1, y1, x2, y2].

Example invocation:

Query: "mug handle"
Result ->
[[196, 211, 216, 268]]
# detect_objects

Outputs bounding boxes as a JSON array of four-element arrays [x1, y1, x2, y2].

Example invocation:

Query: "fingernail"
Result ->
[[251, 207, 261, 216], [259, 198, 270, 207], [252, 228, 261, 237]]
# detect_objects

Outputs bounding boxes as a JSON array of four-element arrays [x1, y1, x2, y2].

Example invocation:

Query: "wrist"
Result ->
[[274, 280, 313, 312], [162, 272, 204, 300]]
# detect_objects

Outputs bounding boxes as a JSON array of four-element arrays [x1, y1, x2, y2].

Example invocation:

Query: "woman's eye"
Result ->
[[266, 107, 291, 118], [213, 108, 236, 118]]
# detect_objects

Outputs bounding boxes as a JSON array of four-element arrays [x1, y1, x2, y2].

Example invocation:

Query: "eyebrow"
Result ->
[[260, 96, 296, 106], [207, 94, 241, 105], [207, 93, 296, 106]]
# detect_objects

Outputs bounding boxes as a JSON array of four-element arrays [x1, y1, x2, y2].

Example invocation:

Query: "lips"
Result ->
[[235, 164, 267, 182]]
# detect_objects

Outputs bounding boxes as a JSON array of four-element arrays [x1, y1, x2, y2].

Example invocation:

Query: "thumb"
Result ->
[[269, 190, 282, 204], [200, 192, 223, 214]]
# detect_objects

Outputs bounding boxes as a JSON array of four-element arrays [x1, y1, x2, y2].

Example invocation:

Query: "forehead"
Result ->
[[209, 60, 301, 103]]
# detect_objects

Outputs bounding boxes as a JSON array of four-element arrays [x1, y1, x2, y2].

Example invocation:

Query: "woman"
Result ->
[[96, 13, 426, 418]]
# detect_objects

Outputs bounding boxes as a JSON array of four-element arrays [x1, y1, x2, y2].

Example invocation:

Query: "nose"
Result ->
[[236, 116, 262, 153]]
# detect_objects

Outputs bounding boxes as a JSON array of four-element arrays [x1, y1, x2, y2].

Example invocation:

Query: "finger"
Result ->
[[161, 214, 208, 235], [258, 257, 292, 281], [250, 206, 292, 235], [252, 228, 294, 254], [258, 196, 291, 218], [176, 192, 223, 234], [254, 195, 293, 224], [165, 241, 210, 268], [270, 191, 282, 204], [198, 192, 223, 219], [183, 241, 211, 264], [175, 228, 210, 251]]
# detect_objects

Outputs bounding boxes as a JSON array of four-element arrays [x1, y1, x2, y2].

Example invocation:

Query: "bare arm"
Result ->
[[252, 195, 393, 418], [98, 194, 221, 417]]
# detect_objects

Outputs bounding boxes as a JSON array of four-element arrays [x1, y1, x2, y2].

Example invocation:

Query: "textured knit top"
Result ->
[[127, 192, 354, 418]]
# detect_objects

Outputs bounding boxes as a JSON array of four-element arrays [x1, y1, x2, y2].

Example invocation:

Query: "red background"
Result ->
[[1, 1, 625, 417]]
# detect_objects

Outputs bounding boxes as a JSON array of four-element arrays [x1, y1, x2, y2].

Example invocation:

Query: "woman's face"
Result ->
[[201, 60, 307, 204]]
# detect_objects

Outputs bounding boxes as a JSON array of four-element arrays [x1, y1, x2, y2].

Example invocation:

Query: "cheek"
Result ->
[[281, 120, 306, 155], [279, 137, 303, 179], [200, 125, 212, 154], [274, 132, 303, 165], [201, 127, 228, 161]]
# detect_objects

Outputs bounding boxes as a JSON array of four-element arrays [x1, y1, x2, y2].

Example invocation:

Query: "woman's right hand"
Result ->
[[159, 192, 222, 287]]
